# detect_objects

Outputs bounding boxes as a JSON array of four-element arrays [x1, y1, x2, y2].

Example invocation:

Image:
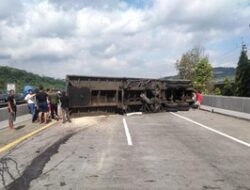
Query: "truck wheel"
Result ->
[[165, 103, 178, 112], [178, 102, 190, 111]]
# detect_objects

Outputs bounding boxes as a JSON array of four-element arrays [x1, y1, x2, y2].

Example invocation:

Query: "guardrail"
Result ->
[[203, 95, 250, 114], [0, 101, 26, 108], [0, 104, 29, 122], [0, 103, 7, 108]]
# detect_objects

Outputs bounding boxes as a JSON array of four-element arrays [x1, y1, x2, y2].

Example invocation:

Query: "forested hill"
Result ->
[[0, 66, 236, 92], [164, 67, 236, 82], [0, 66, 65, 92], [213, 67, 235, 82]]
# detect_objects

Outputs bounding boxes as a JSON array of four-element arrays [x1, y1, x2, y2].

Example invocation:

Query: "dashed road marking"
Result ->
[[170, 112, 250, 148], [122, 117, 133, 146], [0, 121, 57, 154]]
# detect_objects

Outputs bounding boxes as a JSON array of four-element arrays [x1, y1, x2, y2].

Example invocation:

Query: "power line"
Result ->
[[221, 47, 239, 56], [218, 46, 241, 61]]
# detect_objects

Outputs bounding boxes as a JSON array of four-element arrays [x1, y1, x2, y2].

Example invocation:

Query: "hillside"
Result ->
[[0, 66, 236, 93], [213, 67, 235, 82], [164, 67, 236, 82], [0, 66, 65, 92]]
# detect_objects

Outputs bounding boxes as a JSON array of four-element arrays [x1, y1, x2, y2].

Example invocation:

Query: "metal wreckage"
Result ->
[[66, 75, 194, 114]]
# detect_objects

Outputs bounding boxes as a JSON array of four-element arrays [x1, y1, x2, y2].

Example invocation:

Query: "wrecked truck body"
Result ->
[[66, 75, 194, 114]]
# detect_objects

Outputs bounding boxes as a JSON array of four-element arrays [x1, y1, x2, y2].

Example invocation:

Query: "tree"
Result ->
[[193, 57, 213, 94], [235, 44, 250, 97], [176, 46, 214, 94], [0, 66, 65, 92], [222, 77, 234, 96], [0, 80, 4, 91], [176, 46, 203, 81], [214, 87, 221, 95]]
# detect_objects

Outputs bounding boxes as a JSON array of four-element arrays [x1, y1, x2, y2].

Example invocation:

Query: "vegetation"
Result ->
[[235, 44, 250, 97], [165, 67, 235, 83], [214, 87, 221, 95], [213, 67, 235, 82], [175, 46, 201, 81], [175, 46, 214, 93], [193, 57, 213, 94], [0, 66, 65, 92], [221, 77, 235, 96], [173, 44, 250, 97]]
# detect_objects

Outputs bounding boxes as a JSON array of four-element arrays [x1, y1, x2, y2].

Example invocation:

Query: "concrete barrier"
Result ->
[[0, 104, 29, 122], [203, 95, 250, 114], [1, 96, 249, 121]]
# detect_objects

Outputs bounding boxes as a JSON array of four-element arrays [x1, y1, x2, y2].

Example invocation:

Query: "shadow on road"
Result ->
[[14, 125, 26, 130]]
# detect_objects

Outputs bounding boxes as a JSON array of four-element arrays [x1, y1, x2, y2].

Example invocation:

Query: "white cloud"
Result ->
[[0, 0, 250, 79], [26, 2, 76, 38], [0, 0, 23, 22]]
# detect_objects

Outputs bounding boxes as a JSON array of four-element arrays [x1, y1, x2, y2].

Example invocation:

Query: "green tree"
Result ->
[[176, 46, 214, 94], [0, 66, 65, 92], [193, 57, 213, 94], [0, 80, 4, 90], [222, 77, 234, 96], [235, 44, 250, 97], [214, 87, 221, 95], [176, 46, 202, 81]]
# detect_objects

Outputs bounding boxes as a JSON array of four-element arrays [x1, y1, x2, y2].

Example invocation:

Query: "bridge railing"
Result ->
[[1, 96, 249, 122], [0, 104, 29, 122], [203, 95, 250, 114]]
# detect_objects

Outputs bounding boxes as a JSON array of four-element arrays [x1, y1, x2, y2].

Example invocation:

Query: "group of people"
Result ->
[[7, 85, 71, 130], [7, 86, 203, 130]]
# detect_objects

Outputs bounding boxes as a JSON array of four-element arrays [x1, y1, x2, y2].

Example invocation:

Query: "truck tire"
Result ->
[[178, 102, 190, 111], [165, 103, 178, 112]]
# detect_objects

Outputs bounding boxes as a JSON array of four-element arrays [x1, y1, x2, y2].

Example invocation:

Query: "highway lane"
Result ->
[[0, 111, 249, 190], [177, 109, 250, 143]]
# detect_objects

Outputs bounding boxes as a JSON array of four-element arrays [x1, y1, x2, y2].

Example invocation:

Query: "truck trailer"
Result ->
[[66, 75, 194, 114]]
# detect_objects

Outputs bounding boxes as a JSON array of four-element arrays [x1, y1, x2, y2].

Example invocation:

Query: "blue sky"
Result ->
[[0, 0, 250, 78], [122, 0, 152, 8]]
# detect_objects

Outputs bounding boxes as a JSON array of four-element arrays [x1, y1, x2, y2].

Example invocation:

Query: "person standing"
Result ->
[[7, 90, 16, 129], [60, 91, 71, 124], [195, 91, 203, 109], [46, 88, 52, 120], [48, 88, 59, 120], [36, 85, 49, 124], [57, 91, 63, 120], [192, 91, 197, 102], [24, 89, 37, 122]]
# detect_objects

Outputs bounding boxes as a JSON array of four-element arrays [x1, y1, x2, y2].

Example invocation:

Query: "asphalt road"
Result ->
[[0, 110, 250, 190]]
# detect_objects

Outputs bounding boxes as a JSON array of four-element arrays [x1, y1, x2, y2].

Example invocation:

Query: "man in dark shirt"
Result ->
[[7, 90, 16, 129], [36, 86, 49, 124], [48, 88, 59, 120], [60, 91, 71, 123]]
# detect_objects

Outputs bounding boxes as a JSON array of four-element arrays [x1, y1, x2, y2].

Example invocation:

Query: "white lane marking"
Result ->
[[170, 112, 250, 148], [122, 117, 133, 146], [126, 112, 142, 116]]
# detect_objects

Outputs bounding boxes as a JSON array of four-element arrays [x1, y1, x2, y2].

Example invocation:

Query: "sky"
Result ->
[[0, 0, 250, 79]]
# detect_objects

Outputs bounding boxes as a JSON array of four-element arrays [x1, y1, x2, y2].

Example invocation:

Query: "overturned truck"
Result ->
[[66, 75, 194, 114]]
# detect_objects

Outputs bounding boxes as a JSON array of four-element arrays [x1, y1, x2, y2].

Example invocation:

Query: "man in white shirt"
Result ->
[[24, 89, 37, 122]]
